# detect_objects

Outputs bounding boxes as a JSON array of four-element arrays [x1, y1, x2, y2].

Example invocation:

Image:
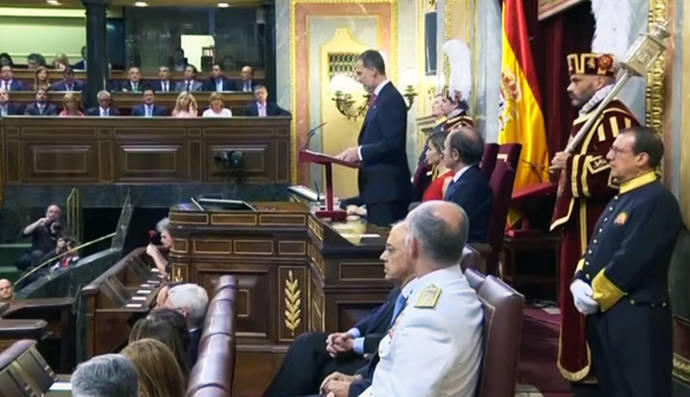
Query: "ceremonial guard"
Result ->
[[549, 52, 639, 383], [569, 126, 680, 396]]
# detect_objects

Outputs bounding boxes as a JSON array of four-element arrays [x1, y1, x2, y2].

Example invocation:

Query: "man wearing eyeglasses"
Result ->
[[548, 52, 639, 393]]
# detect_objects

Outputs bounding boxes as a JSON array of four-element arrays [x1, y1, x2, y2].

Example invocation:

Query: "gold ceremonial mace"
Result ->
[[564, 22, 670, 154], [13, 232, 117, 288]]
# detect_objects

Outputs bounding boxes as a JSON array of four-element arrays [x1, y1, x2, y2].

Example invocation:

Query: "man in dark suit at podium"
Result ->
[[337, 49, 411, 226]]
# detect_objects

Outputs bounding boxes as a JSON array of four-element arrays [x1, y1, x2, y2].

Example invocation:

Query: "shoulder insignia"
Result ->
[[415, 284, 441, 308]]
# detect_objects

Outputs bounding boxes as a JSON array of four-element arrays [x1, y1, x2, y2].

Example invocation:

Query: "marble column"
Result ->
[[81, 0, 110, 108]]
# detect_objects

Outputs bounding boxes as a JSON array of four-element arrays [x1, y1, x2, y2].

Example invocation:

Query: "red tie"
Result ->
[[368, 93, 377, 106]]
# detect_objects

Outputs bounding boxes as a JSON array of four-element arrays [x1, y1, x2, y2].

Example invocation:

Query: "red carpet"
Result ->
[[517, 306, 572, 396]]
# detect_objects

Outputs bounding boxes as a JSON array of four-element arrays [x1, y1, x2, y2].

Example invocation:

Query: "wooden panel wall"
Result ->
[[0, 117, 291, 186]]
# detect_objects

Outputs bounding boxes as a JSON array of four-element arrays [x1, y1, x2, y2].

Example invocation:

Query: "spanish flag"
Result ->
[[498, 0, 550, 190]]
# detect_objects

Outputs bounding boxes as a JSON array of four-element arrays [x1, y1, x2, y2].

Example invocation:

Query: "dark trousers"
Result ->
[[264, 332, 367, 397], [586, 300, 672, 397], [366, 202, 408, 226], [17, 249, 45, 271]]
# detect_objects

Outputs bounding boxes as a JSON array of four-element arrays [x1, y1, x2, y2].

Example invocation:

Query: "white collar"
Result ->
[[401, 277, 418, 299], [373, 79, 390, 96], [452, 164, 474, 183]]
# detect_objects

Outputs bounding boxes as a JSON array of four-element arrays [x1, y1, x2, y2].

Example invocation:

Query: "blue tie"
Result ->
[[390, 293, 407, 325]]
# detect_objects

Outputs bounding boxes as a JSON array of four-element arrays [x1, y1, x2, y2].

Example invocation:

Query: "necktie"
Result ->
[[186, 81, 191, 92], [368, 93, 378, 107], [390, 293, 408, 325], [146, 105, 152, 117], [164, 82, 168, 92], [133, 83, 138, 92], [38, 104, 44, 114], [244, 82, 249, 92]]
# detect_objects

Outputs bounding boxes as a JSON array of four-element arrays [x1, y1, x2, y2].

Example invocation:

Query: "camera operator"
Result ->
[[17, 204, 62, 271]]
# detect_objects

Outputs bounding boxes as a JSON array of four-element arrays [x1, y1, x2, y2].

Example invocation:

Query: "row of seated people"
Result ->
[[72, 278, 234, 397], [265, 200, 524, 397], [0, 62, 260, 94], [0, 276, 237, 397], [0, 85, 290, 117]]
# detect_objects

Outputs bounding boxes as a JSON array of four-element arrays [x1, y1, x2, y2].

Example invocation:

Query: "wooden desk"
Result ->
[[0, 116, 291, 186], [0, 319, 48, 350], [1, 297, 75, 372], [81, 247, 161, 357], [168, 202, 391, 395]]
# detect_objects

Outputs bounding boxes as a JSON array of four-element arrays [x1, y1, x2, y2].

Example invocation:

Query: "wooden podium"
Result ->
[[299, 149, 358, 221]]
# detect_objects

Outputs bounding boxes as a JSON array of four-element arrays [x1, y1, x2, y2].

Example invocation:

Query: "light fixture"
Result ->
[[134, 1, 148, 7], [217, 2, 230, 7], [400, 67, 418, 110], [329, 74, 370, 121], [46, 0, 60, 5]]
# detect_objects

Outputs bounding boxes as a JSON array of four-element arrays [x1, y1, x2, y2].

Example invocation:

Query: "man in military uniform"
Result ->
[[569, 126, 680, 396], [549, 52, 639, 386], [356, 200, 483, 397], [265, 222, 416, 397]]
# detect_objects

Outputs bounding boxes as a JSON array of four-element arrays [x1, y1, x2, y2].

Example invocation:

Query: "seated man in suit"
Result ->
[[152, 66, 174, 93], [50, 66, 85, 92], [131, 89, 169, 117], [325, 201, 483, 397], [264, 221, 415, 397], [203, 63, 233, 92], [85, 90, 120, 116], [117, 66, 144, 93], [244, 85, 290, 116], [442, 125, 492, 242], [72, 45, 87, 70], [162, 283, 208, 368], [174, 64, 203, 92], [0, 88, 23, 116], [0, 65, 26, 91], [24, 88, 58, 116], [235, 65, 256, 92]]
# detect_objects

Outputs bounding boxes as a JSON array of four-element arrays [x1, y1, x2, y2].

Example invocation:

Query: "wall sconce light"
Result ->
[[329, 74, 370, 121], [401, 68, 418, 110]]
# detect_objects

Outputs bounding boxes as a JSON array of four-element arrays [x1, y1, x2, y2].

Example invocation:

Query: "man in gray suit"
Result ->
[[174, 64, 202, 92]]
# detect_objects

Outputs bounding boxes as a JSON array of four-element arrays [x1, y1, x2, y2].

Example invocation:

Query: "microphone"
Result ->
[[302, 122, 327, 150]]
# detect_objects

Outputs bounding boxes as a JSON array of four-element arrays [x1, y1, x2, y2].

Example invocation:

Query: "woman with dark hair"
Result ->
[[129, 308, 189, 376], [0, 53, 14, 67], [422, 130, 454, 201]]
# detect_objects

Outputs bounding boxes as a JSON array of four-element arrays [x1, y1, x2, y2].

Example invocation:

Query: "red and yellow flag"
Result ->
[[498, 0, 550, 190]]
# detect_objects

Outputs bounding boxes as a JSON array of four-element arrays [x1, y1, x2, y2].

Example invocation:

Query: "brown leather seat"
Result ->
[[0, 339, 57, 396], [464, 268, 486, 292], [459, 245, 482, 272], [187, 275, 237, 397], [211, 287, 237, 302], [188, 385, 229, 397], [198, 334, 234, 358], [186, 353, 233, 396], [213, 275, 238, 294], [475, 275, 525, 397]]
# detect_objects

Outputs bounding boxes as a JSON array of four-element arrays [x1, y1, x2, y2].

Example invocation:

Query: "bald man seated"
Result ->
[[0, 279, 14, 301]]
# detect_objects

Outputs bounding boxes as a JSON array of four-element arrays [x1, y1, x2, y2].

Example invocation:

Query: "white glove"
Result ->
[[570, 279, 599, 315]]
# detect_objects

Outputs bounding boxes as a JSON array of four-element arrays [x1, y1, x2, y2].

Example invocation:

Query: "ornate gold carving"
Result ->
[[308, 216, 324, 242], [674, 353, 690, 384], [645, 0, 667, 136], [284, 270, 302, 336]]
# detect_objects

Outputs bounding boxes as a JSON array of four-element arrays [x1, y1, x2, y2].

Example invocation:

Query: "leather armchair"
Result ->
[[187, 275, 238, 397], [474, 275, 525, 397]]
